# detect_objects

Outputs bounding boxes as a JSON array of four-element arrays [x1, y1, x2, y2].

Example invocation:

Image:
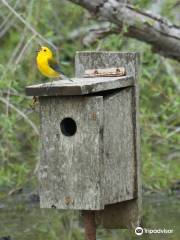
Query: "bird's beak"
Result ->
[[36, 49, 40, 53]]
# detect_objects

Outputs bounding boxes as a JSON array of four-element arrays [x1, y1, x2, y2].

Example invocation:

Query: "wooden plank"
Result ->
[[38, 96, 104, 210], [75, 51, 141, 228], [75, 51, 139, 78], [102, 87, 135, 205], [96, 201, 140, 229], [25, 76, 134, 96], [84, 67, 126, 77]]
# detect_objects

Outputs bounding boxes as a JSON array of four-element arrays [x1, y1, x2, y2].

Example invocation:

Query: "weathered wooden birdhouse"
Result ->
[[26, 51, 141, 229]]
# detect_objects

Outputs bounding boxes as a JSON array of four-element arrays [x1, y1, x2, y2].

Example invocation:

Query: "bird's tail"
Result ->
[[60, 72, 73, 82]]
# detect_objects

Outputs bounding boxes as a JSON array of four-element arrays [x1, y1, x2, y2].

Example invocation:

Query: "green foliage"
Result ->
[[1, 194, 179, 239], [133, 0, 152, 9], [0, 0, 179, 195], [161, 0, 180, 23], [137, 44, 180, 190]]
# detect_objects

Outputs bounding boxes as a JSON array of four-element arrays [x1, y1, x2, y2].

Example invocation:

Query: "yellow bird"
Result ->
[[36, 46, 72, 81]]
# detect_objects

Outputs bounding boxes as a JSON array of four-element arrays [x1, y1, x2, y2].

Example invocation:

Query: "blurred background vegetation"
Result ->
[[0, 0, 179, 239]]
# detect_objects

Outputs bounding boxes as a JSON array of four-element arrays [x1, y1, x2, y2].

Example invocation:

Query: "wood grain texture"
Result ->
[[38, 88, 135, 210], [103, 87, 135, 205], [96, 200, 140, 229], [25, 76, 134, 96], [75, 51, 141, 228], [38, 96, 104, 210], [75, 52, 139, 78], [84, 67, 126, 77], [34, 51, 141, 228]]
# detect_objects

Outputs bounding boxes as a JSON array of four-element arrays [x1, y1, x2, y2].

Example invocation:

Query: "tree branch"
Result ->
[[69, 0, 180, 61], [0, 97, 39, 135], [65, 22, 119, 45], [1, 0, 57, 51]]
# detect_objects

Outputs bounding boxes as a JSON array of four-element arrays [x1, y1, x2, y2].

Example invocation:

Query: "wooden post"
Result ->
[[75, 51, 141, 228], [83, 211, 96, 240]]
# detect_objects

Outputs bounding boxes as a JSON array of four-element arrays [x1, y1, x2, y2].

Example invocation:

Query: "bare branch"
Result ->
[[4, 34, 36, 115], [1, 0, 57, 51], [15, 34, 36, 65], [69, 0, 180, 61], [0, 0, 19, 30], [66, 22, 119, 45], [0, 97, 39, 135]]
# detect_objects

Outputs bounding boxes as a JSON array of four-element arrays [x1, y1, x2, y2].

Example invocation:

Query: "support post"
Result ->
[[76, 52, 141, 228], [82, 211, 96, 240]]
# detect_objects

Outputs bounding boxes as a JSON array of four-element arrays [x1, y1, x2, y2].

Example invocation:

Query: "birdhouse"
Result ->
[[26, 51, 141, 229]]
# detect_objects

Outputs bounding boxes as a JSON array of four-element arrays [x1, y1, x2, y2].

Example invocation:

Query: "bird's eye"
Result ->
[[44, 49, 47, 52]]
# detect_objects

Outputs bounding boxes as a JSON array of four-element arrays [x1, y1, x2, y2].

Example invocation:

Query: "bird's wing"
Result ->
[[48, 58, 73, 81], [48, 58, 63, 74]]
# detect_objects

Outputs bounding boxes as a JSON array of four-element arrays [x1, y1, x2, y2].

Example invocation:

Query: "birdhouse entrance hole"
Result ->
[[60, 117, 77, 136]]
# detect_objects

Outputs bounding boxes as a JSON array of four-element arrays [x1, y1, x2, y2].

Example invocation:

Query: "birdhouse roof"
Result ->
[[26, 76, 134, 96]]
